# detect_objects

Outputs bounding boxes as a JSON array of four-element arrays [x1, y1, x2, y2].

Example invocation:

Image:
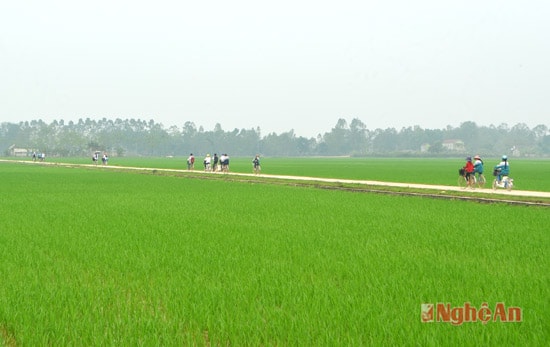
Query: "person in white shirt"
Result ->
[[220, 154, 229, 172], [203, 154, 211, 171]]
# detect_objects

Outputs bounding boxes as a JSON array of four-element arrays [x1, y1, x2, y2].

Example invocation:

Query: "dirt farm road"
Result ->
[[3, 159, 550, 201], [251, 172, 550, 199]]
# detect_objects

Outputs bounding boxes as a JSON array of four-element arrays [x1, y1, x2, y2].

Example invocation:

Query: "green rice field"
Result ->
[[0, 159, 548, 345]]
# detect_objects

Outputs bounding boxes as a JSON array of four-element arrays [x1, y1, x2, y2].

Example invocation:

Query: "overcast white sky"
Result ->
[[1, 0, 548, 138]]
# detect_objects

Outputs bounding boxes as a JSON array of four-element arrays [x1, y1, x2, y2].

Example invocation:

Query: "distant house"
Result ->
[[8, 145, 29, 157], [510, 146, 520, 157], [420, 143, 430, 153], [442, 139, 465, 152]]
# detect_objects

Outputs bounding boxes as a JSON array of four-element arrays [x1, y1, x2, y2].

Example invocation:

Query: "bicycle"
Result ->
[[492, 169, 514, 191], [473, 172, 486, 188], [458, 168, 475, 189]]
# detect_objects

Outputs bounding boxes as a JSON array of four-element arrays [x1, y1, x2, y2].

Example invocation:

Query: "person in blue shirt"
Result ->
[[494, 155, 510, 183], [473, 155, 483, 175], [252, 155, 261, 174]]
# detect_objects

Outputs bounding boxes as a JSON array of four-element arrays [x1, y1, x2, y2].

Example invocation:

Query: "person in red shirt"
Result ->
[[187, 153, 195, 170], [463, 156, 475, 186]]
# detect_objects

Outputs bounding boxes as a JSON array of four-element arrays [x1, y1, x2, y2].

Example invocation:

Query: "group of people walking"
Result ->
[[186, 153, 261, 174], [92, 152, 109, 165], [187, 153, 231, 173], [32, 151, 46, 162]]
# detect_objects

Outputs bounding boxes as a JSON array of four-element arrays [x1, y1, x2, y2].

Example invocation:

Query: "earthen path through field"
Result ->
[[3, 159, 550, 199]]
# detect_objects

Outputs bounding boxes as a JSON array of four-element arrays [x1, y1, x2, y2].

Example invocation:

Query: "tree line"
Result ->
[[1, 118, 549, 157]]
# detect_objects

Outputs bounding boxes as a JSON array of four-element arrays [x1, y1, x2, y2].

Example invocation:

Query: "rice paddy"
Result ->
[[0, 158, 548, 345]]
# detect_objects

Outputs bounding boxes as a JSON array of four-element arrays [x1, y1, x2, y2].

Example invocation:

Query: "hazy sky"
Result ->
[[1, 0, 548, 138]]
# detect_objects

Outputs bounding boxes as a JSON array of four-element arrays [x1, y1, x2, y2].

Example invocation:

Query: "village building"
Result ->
[[441, 139, 465, 152], [8, 145, 29, 157]]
